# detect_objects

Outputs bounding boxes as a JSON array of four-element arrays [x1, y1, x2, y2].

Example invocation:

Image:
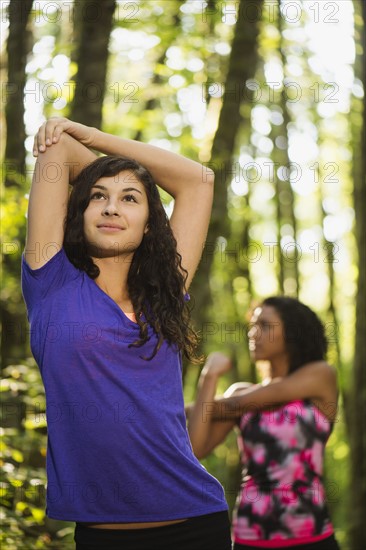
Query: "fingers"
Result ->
[[33, 118, 67, 157], [202, 352, 232, 377], [33, 122, 46, 156], [52, 123, 65, 144]]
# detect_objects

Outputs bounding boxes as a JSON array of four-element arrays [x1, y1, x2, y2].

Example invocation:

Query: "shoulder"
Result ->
[[292, 361, 337, 382], [294, 362, 338, 421], [290, 361, 338, 404], [22, 247, 81, 302], [318, 362, 337, 381], [22, 247, 79, 279]]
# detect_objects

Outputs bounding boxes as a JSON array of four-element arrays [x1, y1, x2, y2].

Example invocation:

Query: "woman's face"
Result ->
[[248, 305, 288, 365], [83, 170, 149, 258]]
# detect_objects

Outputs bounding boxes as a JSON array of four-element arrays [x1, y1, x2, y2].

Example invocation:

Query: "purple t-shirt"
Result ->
[[21, 249, 227, 522]]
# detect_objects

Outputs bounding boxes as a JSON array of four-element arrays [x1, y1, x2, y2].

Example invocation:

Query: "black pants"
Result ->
[[74, 511, 232, 550], [233, 534, 341, 550]]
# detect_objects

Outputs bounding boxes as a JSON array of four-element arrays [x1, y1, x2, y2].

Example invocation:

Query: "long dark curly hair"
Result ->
[[64, 155, 199, 361], [261, 296, 328, 373]]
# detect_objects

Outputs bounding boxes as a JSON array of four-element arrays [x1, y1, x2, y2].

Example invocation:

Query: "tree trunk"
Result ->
[[348, 1, 366, 547], [4, 0, 33, 187], [274, 3, 299, 296], [1, 0, 33, 368], [190, 0, 264, 334], [71, 0, 84, 65], [70, 0, 116, 128], [318, 177, 341, 366]]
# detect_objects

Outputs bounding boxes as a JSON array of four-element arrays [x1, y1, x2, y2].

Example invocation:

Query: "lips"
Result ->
[[97, 223, 125, 230]]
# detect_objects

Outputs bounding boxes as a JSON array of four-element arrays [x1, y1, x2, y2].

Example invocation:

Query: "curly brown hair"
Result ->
[[64, 155, 199, 361]]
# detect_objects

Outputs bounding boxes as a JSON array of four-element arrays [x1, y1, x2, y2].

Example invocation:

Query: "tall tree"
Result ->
[[275, 4, 299, 296], [348, 1, 366, 547], [70, 0, 116, 128], [318, 169, 341, 365], [189, 0, 264, 336], [4, 0, 33, 186], [1, 0, 33, 368]]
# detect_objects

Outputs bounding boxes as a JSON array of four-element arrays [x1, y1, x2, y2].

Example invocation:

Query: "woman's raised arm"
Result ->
[[26, 120, 97, 269], [187, 353, 239, 460], [34, 117, 215, 288], [188, 358, 337, 459], [210, 361, 338, 423]]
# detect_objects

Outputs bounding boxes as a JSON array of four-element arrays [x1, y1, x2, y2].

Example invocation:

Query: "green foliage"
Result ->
[[1, 360, 75, 549], [323, 407, 351, 550], [1, 185, 28, 313], [1, 0, 362, 547]]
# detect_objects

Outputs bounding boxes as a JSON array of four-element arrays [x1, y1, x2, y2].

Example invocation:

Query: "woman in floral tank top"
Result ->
[[187, 297, 340, 549]]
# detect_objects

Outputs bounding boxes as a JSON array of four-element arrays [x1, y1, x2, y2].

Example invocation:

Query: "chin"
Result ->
[[87, 242, 137, 259]]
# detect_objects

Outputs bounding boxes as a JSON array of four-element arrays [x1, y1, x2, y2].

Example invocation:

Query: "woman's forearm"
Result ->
[[210, 360, 336, 420], [32, 117, 214, 287], [59, 133, 97, 181], [89, 129, 213, 197], [34, 118, 213, 194], [25, 133, 97, 269]]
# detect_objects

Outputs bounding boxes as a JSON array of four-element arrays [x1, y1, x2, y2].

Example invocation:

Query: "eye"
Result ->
[[123, 194, 138, 203], [90, 191, 106, 200]]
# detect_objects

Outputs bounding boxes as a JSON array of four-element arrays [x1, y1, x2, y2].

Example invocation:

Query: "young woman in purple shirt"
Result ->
[[23, 117, 231, 550]]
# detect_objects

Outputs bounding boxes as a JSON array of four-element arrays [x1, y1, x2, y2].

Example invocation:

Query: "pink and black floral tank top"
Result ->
[[232, 400, 335, 547]]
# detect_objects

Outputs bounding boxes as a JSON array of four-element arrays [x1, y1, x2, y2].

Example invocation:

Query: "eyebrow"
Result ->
[[91, 184, 143, 195]]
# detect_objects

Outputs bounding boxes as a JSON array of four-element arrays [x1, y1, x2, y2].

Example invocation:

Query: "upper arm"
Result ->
[[190, 384, 247, 460], [201, 384, 252, 458], [265, 362, 338, 405], [219, 362, 338, 416], [169, 170, 214, 289], [187, 400, 236, 459], [25, 134, 96, 269]]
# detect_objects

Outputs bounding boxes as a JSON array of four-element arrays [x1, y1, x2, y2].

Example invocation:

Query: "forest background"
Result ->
[[1, 0, 365, 549]]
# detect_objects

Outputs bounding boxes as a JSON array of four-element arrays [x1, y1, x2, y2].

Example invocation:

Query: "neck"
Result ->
[[92, 255, 132, 306], [268, 356, 290, 379]]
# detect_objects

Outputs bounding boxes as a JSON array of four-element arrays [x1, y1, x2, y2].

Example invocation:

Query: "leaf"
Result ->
[[29, 506, 45, 523], [11, 450, 24, 463]]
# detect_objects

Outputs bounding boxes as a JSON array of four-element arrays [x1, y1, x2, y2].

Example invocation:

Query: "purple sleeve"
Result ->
[[21, 248, 78, 318]]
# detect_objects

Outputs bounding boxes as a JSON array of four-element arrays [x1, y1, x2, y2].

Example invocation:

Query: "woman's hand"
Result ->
[[201, 352, 232, 378], [33, 117, 97, 156]]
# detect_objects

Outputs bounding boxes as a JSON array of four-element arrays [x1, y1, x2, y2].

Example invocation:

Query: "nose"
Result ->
[[102, 201, 120, 216]]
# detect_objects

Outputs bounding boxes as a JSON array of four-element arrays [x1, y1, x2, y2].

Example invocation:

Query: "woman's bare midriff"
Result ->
[[81, 519, 188, 529]]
